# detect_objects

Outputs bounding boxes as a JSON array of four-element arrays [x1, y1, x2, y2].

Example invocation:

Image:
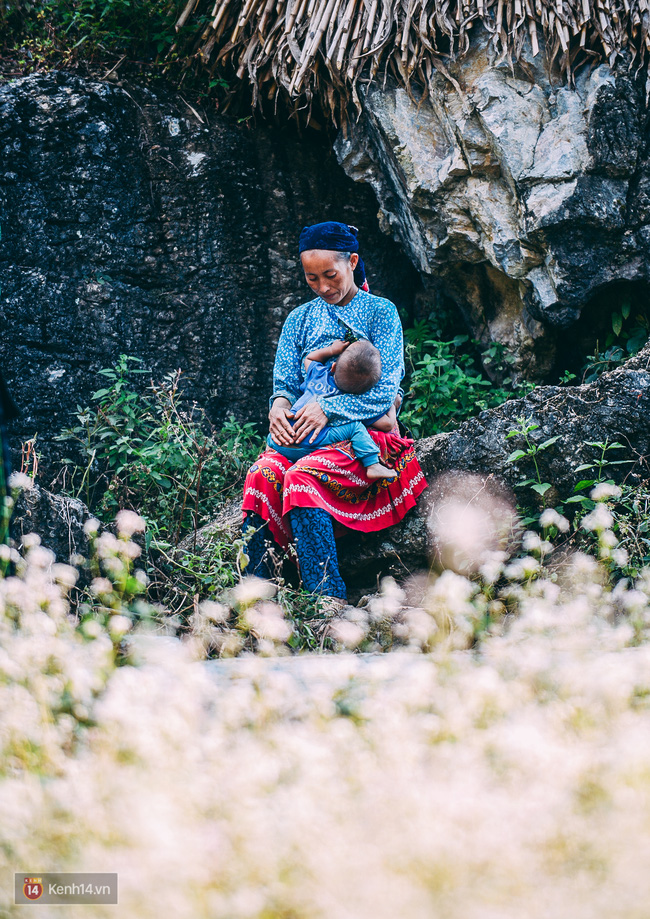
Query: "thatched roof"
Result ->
[[176, 0, 648, 119]]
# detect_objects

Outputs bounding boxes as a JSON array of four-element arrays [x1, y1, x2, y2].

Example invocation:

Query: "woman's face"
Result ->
[[301, 250, 359, 306]]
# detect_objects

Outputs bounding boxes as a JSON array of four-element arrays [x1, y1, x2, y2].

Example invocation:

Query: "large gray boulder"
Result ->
[[335, 32, 648, 380]]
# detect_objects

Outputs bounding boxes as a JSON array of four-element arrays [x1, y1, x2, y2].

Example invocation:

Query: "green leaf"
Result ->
[[612, 312, 623, 337], [507, 449, 528, 462], [538, 436, 560, 451], [531, 483, 553, 496], [621, 300, 631, 320]]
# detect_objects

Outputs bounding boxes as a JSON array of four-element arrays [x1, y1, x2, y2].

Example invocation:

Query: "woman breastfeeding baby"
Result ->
[[266, 336, 400, 481], [242, 221, 427, 604]]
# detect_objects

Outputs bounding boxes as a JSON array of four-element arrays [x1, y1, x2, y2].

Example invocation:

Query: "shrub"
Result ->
[[400, 325, 532, 438], [58, 355, 264, 545]]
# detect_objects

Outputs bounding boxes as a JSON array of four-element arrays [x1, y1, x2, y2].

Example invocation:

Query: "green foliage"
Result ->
[[148, 528, 248, 622], [581, 300, 649, 383], [504, 423, 649, 582], [57, 355, 264, 545], [563, 440, 633, 511], [506, 416, 559, 498], [400, 322, 533, 438], [2, 0, 181, 61]]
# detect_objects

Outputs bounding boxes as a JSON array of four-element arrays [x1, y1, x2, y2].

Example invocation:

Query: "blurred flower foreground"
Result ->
[[2, 481, 650, 918]]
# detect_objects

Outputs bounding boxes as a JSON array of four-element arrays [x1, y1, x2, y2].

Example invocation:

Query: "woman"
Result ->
[[0, 371, 19, 546], [242, 221, 426, 602]]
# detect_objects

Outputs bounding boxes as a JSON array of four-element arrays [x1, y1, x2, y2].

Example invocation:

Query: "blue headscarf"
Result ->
[[298, 221, 367, 289]]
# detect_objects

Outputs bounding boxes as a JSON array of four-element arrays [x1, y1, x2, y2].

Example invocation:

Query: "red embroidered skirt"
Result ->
[[242, 430, 427, 549]]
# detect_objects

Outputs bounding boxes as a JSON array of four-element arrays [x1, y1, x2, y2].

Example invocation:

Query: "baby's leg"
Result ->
[[320, 423, 397, 480]]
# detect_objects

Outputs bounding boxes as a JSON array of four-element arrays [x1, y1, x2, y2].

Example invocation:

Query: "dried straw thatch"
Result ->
[[175, 0, 649, 118]]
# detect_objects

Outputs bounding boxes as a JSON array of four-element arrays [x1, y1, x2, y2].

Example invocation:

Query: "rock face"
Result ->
[[335, 33, 649, 380], [12, 484, 91, 562], [0, 71, 419, 478]]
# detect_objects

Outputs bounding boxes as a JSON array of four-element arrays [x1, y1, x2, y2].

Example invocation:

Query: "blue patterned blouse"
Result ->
[[271, 289, 404, 425]]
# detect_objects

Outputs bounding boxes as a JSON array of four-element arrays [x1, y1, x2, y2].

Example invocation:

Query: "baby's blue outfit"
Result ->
[[267, 362, 380, 466]]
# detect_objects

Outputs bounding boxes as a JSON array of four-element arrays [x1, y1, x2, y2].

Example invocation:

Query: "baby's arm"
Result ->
[[369, 405, 397, 432], [368, 393, 402, 432], [303, 339, 349, 371]]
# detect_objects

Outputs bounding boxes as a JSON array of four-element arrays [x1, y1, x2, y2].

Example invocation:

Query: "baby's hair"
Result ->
[[335, 340, 382, 394]]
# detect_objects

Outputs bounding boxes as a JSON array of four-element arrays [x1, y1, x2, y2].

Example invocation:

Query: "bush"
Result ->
[[400, 324, 533, 438], [58, 355, 264, 546]]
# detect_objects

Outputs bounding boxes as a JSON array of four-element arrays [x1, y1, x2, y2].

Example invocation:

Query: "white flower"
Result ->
[[116, 510, 146, 537], [522, 531, 552, 555], [539, 508, 570, 532], [600, 529, 619, 549], [134, 569, 149, 587], [108, 615, 132, 637], [52, 564, 79, 590], [81, 619, 102, 638], [22, 532, 41, 549], [582, 504, 614, 532], [232, 576, 276, 606], [96, 532, 120, 557], [26, 545, 55, 568], [328, 618, 366, 649], [245, 603, 292, 643], [8, 471, 33, 491], [122, 540, 142, 559], [591, 483, 622, 502], [91, 577, 114, 597], [504, 556, 540, 580], [199, 600, 229, 624], [83, 517, 100, 537]]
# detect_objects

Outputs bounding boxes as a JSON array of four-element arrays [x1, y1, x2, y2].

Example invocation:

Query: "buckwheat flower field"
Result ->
[[2, 500, 650, 917]]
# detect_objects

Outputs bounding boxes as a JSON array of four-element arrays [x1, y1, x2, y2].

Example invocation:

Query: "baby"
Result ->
[[267, 339, 398, 480]]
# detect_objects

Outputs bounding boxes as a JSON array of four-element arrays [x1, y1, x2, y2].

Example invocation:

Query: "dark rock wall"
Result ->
[[0, 71, 419, 479]]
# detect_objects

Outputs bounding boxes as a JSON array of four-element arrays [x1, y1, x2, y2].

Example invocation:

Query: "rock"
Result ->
[[0, 71, 419, 481], [335, 30, 649, 380], [11, 483, 91, 562]]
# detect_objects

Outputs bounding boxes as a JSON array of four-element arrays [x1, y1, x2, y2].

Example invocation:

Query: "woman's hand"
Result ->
[[269, 397, 295, 446], [292, 402, 328, 444]]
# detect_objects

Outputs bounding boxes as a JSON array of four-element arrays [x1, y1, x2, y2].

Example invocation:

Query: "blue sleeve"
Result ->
[[317, 300, 404, 424], [270, 308, 304, 408]]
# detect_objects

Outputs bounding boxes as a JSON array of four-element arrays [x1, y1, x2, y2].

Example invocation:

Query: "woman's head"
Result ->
[[300, 249, 359, 306], [299, 222, 367, 305], [333, 340, 382, 394]]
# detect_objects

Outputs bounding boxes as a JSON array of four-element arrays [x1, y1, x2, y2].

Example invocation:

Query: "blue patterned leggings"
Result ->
[[0, 424, 11, 546], [242, 508, 347, 600]]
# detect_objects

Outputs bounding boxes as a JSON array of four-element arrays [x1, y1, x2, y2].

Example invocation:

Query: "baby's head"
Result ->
[[333, 340, 382, 394]]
